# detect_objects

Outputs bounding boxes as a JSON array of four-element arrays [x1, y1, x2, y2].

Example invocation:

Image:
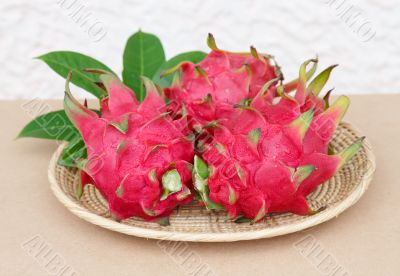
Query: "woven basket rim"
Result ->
[[48, 121, 375, 242]]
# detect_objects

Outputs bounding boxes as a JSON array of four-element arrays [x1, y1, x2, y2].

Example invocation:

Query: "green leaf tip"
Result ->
[[64, 75, 97, 126], [194, 65, 210, 81], [329, 95, 350, 112], [148, 168, 157, 183], [140, 76, 163, 96], [109, 115, 129, 134], [207, 33, 219, 51], [283, 57, 318, 93], [117, 140, 128, 154], [290, 109, 315, 140], [194, 155, 208, 180], [299, 57, 319, 83], [192, 159, 224, 211], [228, 185, 237, 205], [323, 89, 334, 110], [338, 136, 365, 167], [157, 217, 170, 226], [308, 64, 338, 96], [293, 165, 315, 189], [142, 205, 157, 217], [323, 95, 350, 127], [251, 201, 266, 224], [258, 78, 280, 97], [161, 169, 182, 200], [234, 216, 251, 224], [248, 128, 261, 145], [250, 46, 260, 59], [75, 182, 84, 199], [115, 183, 123, 197], [235, 164, 246, 183]]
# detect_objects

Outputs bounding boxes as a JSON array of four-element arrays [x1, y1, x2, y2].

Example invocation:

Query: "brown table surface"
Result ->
[[1, 95, 399, 276]]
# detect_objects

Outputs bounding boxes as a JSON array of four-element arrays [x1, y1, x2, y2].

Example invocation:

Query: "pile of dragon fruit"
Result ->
[[66, 35, 363, 224]]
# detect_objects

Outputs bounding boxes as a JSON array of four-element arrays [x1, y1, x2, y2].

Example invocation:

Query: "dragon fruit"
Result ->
[[164, 34, 280, 127], [16, 31, 365, 226], [64, 71, 194, 222], [193, 106, 363, 222], [60, 34, 363, 224], [161, 39, 364, 222]]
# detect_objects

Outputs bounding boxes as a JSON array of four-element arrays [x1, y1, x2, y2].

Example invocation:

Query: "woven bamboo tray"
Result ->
[[48, 122, 375, 242]]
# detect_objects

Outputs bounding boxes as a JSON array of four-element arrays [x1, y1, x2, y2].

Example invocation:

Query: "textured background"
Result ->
[[1, 0, 399, 99]]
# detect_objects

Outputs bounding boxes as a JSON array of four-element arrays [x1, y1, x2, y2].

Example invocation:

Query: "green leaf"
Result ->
[[17, 110, 79, 141], [251, 201, 266, 224], [194, 155, 208, 180], [153, 51, 207, 87], [192, 173, 224, 211], [234, 216, 251, 224], [37, 51, 114, 98], [157, 217, 170, 226], [307, 65, 338, 96], [122, 30, 166, 101], [161, 169, 182, 200], [58, 138, 87, 167]]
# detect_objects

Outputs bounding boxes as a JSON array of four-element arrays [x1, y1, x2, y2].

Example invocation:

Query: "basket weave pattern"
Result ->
[[49, 122, 375, 242]]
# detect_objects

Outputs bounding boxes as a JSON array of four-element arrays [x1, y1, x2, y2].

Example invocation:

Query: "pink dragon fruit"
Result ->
[[192, 102, 362, 222], [64, 71, 194, 222], [164, 34, 280, 127], [15, 32, 366, 226], [62, 34, 363, 224], [162, 44, 364, 222]]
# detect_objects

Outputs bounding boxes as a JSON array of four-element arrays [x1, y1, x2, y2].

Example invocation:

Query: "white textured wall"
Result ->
[[1, 0, 399, 99]]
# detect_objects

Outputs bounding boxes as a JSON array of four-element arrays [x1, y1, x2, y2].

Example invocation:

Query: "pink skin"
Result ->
[[165, 50, 278, 127], [301, 93, 325, 115], [262, 98, 301, 125], [238, 188, 268, 220], [303, 108, 343, 154], [203, 128, 304, 218], [253, 160, 312, 215], [198, 101, 348, 219], [220, 107, 266, 135], [65, 75, 195, 221], [259, 124, 303, 167], [296, 153, 341, 197], [100, 79, 139, 120], [65, 47, 353, 222], [178, 61, 250, 105], [199, 50, 277, 97], [208, 168, 240, 218], [162, 49, 354, 221]]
